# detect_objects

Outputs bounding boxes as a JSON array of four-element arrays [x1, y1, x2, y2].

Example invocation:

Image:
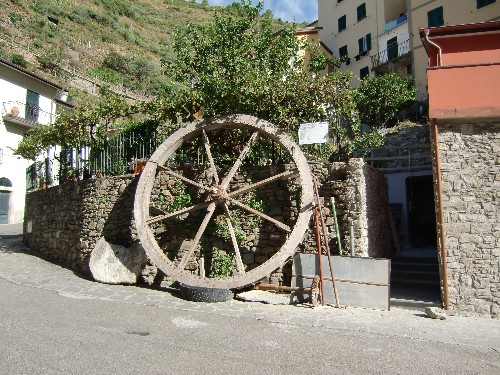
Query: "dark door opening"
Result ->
[[406, 175, 437, 248], [0, 192, 10, 224]]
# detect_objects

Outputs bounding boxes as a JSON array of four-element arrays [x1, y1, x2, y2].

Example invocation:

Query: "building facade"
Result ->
[[422, 20, 500, 317], [409, 0, 500, 100], [0, 58, 67, 224], [318, 0, 409, 86], [318, 0, 500, 96]]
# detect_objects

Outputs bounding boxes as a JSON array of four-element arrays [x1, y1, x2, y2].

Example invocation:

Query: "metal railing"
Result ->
[[2, 101, 55, 124], [25, 132, 159, 190], [355, 144, 432, 173], [371, 39, 410, 69]]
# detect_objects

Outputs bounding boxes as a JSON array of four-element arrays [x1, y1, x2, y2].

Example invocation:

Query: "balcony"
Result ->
[[1, 101, 55, 131], [384, 13, 407, 33], [371, 39, 411, 73]]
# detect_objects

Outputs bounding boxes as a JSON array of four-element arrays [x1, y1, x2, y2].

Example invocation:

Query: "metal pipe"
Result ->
[[349, 223, 355, 256], [313, 179, 340, 307], [432, 119, 450, 310], [425, 30, 442, 66], [293, 274, 389, 287], [331, 197, 343, 255], [255, 283, 311, 293], [314, 206, 326, 305]]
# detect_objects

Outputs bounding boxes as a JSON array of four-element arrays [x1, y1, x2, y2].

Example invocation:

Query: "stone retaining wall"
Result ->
[[23, 159, 391, 285], [434, 121, 500, 318]]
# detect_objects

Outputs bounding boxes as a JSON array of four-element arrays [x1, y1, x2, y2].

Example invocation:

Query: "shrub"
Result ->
[[10, 54, 28, 68], [102, 51, 129, 74]]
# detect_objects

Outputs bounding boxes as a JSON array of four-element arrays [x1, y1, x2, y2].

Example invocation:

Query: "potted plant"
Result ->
[[10, 106, 20, 117], [132, 158, 148, 174]]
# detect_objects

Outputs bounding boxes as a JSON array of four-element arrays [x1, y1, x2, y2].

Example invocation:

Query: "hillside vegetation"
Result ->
[[0, 0, 286, 97]]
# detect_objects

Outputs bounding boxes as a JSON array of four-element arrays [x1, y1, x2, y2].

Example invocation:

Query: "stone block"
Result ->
[[89, 237, 147, 285]]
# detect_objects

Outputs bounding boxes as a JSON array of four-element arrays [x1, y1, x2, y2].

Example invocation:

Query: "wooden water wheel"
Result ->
[[134, 114, 313, 289]]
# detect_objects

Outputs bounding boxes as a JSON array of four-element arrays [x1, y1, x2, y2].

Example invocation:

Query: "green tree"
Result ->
[[355, 74, 416, 128], [164, 0, 359, 159], [16, 1, 383, 162]]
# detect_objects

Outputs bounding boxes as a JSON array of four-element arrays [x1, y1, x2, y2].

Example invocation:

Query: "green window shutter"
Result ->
[[338, 15, 346, 32], [25, 90, 40, 122], [339, 45, 348, 59], [360, 67, 369, 80], [358, 34, 372, 54], [357, 3, 366, 22], [387, 36, 398, 60], [427, 6, 444, 27]]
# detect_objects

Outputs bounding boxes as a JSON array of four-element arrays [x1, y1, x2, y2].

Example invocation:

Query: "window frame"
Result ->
[[339, 45, 348, 59], [360, 66, 370, 80], [358, 33, 372, 55], [427, 6, 444, 28], [357, 3, 367, 22], [338, 15, 347, 32]]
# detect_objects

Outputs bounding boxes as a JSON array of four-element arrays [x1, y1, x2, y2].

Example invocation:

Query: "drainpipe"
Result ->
[[432, 119, 449, 310], [424, 30, 442, 66]]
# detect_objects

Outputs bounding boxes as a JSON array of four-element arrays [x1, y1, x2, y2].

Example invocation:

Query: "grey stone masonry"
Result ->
[[434, 121, 500, 318], [23, 161, 391, 285]]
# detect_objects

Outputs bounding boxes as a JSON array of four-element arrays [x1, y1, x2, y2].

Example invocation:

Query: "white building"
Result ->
[[0, 57, 68, 224]]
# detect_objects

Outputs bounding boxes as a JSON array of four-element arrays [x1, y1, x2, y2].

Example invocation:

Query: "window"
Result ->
[[387, 36, 398, 60], [477, 0, 495, 8], [339, 45, 348, 59], [358, 33, 372, 54], [360, 67, 369, 80], [357, 3, 367, 22], [0, 177, 12, 187], [338, 15, 346, 32], [25, 90, 40, 122], [427, 6, 444, 27]]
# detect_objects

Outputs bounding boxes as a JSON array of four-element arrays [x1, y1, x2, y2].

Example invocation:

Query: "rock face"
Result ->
[[89, 237, 147, 285]]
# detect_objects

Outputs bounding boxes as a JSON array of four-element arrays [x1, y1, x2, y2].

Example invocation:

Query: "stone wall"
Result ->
[[434, 121, 500, 318], [23, 160, 391, 285]]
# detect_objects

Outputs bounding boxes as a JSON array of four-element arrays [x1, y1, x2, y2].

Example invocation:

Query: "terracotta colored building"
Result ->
[[420, 21, 500, 317]]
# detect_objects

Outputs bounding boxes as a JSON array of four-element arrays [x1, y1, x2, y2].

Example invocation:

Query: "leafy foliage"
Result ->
[[355, 74, 416, 128], [209, 248, 236, 278], [163, 0, 363, 159], [14, 1, 414, 163]]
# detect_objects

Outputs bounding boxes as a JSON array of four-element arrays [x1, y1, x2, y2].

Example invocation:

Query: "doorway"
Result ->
[[406, 175, 437, 249], [0, 191, 10, 224]]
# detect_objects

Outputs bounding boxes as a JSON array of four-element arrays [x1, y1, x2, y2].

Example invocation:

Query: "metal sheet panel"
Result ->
[[292, 253, 391, 310]]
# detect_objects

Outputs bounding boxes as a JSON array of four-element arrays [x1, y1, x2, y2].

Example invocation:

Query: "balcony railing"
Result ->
[[1, 101, 55, 125], [371, 39, 410, 69]]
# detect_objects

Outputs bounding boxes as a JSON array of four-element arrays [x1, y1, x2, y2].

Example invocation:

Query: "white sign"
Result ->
[[298, 122, 330, 145]]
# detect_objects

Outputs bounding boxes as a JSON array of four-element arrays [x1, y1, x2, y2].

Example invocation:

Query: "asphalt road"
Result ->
[[1, 277, 499, 375]]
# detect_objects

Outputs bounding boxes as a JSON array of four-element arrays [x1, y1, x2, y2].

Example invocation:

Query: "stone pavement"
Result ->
[[0, 237, 499, 352]]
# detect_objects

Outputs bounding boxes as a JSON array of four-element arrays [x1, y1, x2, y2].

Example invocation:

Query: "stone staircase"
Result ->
[[391, 256, 441, 288], [390, 256, 442, 309]]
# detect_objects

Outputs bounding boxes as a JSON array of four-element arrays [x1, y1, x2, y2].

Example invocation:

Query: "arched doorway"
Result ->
[[0, 177, 13, 224]]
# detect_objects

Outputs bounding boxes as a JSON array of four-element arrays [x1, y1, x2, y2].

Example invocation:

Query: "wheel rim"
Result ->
[[134, 114, 313, 289]]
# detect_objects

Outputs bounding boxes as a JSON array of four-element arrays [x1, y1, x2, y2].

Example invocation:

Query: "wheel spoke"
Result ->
[[227, 169, 298, 198], [202, 129, 220, 185], [178, 202, 217, 270], [156, 164, 211, 192], [222, 203, 245, 274], [220, 131, 259, 188], [146, 201, 213, 225], [226, 197, 291, 232]]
